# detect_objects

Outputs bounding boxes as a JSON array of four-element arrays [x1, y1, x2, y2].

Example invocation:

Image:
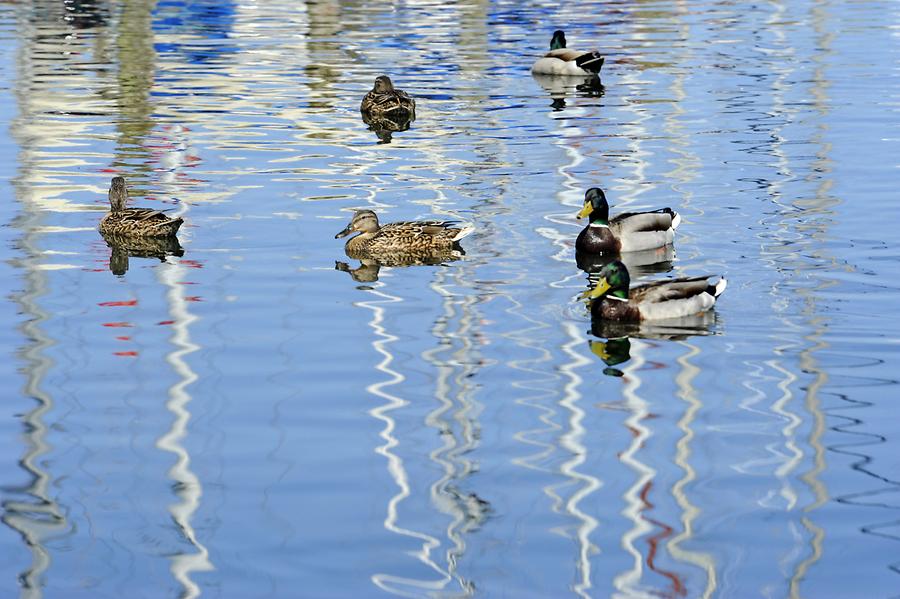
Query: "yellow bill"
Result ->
[[589, 341, 610, 361], [576, 201, 592, 219], [587, 277, 610, 299]]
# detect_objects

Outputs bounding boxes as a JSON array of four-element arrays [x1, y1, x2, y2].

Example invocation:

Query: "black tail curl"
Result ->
[[575, 52, 604, 74]]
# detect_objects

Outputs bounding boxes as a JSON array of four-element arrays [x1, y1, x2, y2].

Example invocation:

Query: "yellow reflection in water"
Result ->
[[789, 0, 835, 592]]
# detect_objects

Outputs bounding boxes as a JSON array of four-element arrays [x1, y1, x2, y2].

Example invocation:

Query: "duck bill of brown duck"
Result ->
[[335, 224, 354, 239]]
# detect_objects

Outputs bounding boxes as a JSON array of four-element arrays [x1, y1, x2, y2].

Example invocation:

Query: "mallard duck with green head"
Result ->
[[360, 75, 416, 118], [584, 260, 726, 322], [335, 209, 473, 256], [532, 30, 604, 76], [99, 176, 184, 238], [576, 187, 680, 254]]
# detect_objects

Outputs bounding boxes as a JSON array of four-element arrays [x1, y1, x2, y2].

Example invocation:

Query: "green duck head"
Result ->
[[587, 260, 631, 300], [335, 209, 380, 239], [589, 337, 632, 376], [108, 176, 128, 212], [550, 30, 567, 50], [373, 75, 395, 94], [576, 187, 610, 224]]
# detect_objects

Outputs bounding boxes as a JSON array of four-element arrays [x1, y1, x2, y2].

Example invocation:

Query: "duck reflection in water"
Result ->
[[101, 232, 184, 275], [576, 245, 675, 279], [335, 250, 463, 285], [532, 73, 604, 110], [589, 336, 632, 377], [361, 111, 414, 144], [589, 314, 718, 377]]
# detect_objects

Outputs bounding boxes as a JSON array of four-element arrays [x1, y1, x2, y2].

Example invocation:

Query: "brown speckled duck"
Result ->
[[576, 187, 680, 254], [335, 209, 473, 256], [99, 177, 183, 237], [584, 260, 726, 322], [360, 76, 416, 118]]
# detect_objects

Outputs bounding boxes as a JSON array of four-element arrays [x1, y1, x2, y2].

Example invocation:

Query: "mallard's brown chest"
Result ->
[[576, 225, 620, 254], [591, 297, 642, 322]]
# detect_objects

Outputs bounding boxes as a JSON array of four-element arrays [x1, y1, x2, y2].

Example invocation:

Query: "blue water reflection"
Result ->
[[0, 0, 899, 597]]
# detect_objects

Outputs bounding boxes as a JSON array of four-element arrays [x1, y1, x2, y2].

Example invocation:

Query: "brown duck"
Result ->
[[335, 209, 473, 256], [99, 176, 183, 237], [360, 76, 416, 118]]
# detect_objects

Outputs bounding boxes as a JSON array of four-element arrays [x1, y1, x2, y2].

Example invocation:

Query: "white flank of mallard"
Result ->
[[532, 55, 595, 76], [640, 293, 716, 320], [619, 230, 675, 252]]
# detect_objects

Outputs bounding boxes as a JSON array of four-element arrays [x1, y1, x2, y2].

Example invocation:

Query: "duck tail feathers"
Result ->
[[575, 52, 604, 74], [708, 276, 727, 298], [452, 223, 475, 242], [156, 216, 184, 235], [671, 210, 681, 231]]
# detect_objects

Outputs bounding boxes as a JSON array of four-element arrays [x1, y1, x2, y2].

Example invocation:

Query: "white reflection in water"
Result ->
[[357, 282, 451, 597], [5, 251, 67, 599], [422, 268, 486, 597], [155, 257, 214, 598], [668, 341, 717, 598], [154, 134, 213, 596], [558, 322, 600, 598], [611, 336, 656, 599]]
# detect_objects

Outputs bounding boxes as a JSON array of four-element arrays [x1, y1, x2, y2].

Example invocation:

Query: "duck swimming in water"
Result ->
[[98, 176, 183, 238], [576, 187, 680, 254], [360, 75, 416, 118], [532, 30, 604, 76], [584, 260, 726, 322], [335, 209, 473, 256]]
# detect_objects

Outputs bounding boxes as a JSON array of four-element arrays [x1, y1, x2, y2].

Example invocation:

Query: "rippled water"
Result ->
[[1, 0, 899, 597]]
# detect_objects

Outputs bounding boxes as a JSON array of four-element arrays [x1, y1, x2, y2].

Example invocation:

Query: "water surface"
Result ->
[[1, 0, 899, 597]]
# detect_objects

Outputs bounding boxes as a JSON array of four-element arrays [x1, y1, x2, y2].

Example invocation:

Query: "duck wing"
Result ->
[[544, 48, 604, 73], [120, 207, 176, 222], [629, 275, 725, 320], [630, 276, 715, 304], [610, 208, 677, 234], [363, 90, 415, 115], [382, 220, 458, 236], [544, 48, 583, 62]]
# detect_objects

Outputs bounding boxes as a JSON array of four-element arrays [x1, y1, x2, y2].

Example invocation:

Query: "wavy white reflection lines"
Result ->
[[155, 237, 213, 598], [791, 4, 836, 590], [557, 322, 601, 598], [769, 357, 803, 509], [616, 58, 653, 211], [5, 253, 67, 599], [667, 341, 717, 598], [758, 1, 828, 585], [763, 0, 806, 513], [359, 284, 450, 597], [506, 292, 561, 475], [422, 269, 484, 597], [610, 338, 656, 599]]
